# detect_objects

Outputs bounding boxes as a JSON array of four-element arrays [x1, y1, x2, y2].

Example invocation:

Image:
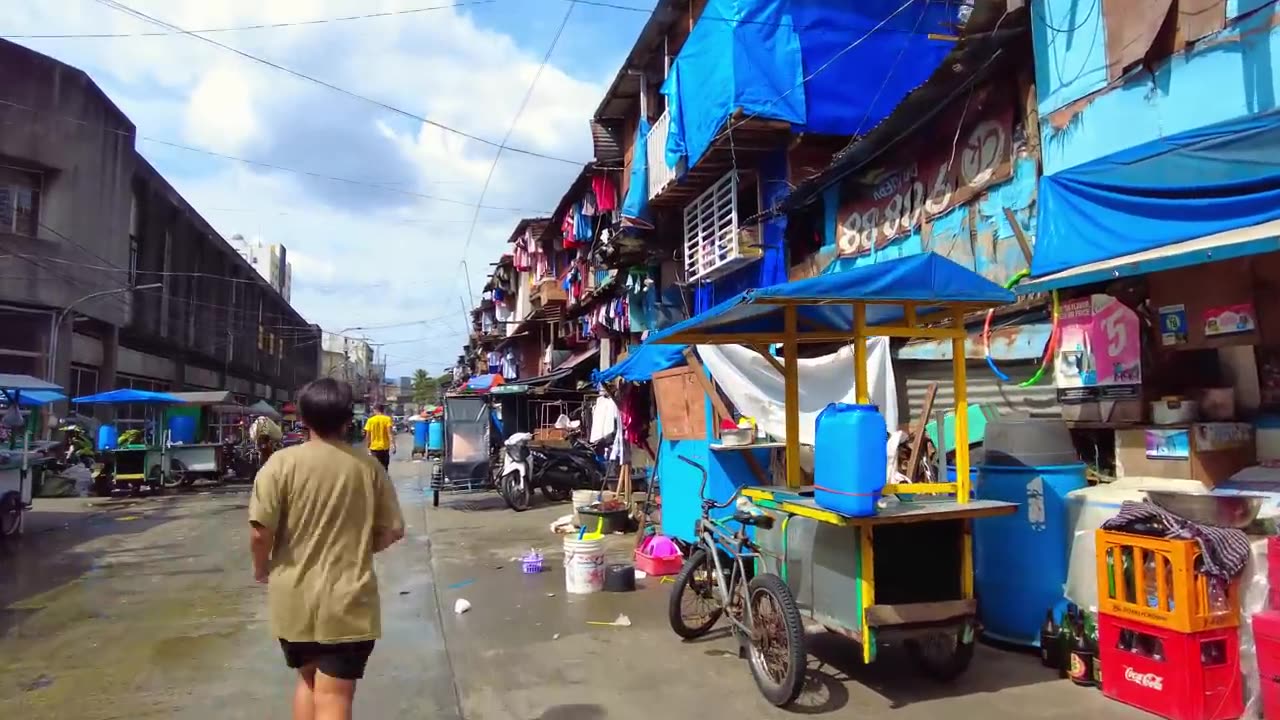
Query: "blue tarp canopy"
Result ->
[[662, 0, 957, 172], [645, 252, 1014, 345], [465, 374, 505, 392], [16, 390, 67, 406], [1032, 108, 1280, 282], [72, 389, 182, 404], [594, 344, 688, 384]]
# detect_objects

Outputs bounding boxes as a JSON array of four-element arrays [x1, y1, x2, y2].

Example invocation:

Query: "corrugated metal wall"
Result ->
[[896, 359, 1061, 424]]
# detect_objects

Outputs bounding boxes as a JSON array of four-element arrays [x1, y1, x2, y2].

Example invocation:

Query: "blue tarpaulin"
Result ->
[[17, 390, 66, 406], [1033, 108, 1280, 278], [648, 252, 1014, 344], [661, 0, 957, 172], [622, 118, 652, 223], [594, 344, 688, 384], [465, 374, 505, 392], [72, 389, 182, 404]]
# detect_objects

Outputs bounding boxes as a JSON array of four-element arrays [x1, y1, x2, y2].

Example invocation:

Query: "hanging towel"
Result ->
[[1101, 500, 1252, 579], [593, 173, 618, 213]]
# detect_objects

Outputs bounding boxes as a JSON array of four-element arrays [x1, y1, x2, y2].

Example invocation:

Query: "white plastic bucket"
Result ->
[[563, 536, 606, 594]]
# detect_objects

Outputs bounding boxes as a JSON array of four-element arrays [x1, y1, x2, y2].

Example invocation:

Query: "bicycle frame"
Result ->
[[697, 516, 761, 639]]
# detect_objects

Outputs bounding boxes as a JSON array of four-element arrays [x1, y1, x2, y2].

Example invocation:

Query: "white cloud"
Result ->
[[6, 0, 644, 375]]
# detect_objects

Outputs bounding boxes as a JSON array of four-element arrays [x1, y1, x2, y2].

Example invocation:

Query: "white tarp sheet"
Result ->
[[696, 338, 897, 447]]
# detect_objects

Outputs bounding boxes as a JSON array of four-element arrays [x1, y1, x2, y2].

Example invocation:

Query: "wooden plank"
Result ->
[[1002, 207, 1034, 268], [682, 348, 772, 487], [865, 599, 977, 628], [905, 382, 938, 482], [750, 344, 785, 375]]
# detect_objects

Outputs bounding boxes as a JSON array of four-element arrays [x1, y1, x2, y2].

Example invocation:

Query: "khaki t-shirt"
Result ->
[[248, 439, 405, 643]]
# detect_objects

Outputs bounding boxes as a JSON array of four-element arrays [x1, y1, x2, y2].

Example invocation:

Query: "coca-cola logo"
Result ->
[[1124, 666, 1164, 691]]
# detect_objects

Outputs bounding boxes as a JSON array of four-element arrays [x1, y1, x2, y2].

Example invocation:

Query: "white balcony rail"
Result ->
[[646, 110, 685, 200], [683, 171, 762, 283]]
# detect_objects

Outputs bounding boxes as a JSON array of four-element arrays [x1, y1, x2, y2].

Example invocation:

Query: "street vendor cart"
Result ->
[[73, 388, 182, 494], [651, 253, 1020, 706], [431, 389, 501, 506], [0, 374, 67, 537], [165, 391, 243, 486]]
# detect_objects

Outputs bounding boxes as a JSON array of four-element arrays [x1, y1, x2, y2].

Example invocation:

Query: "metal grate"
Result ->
[[646, 110, 685, 199], [683, 171, 760, 283]]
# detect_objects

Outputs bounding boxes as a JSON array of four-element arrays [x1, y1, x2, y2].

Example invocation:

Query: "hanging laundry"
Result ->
[[574, 203, 592, 244], [590, 394, 619, 443], [581, 190, 598, 217], [592, 173, 618, 213], [486, 351, 502, 375], [501, 349, 519, 380]]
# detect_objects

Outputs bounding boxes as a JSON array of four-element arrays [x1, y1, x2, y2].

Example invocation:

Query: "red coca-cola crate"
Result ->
[[1098, 613, 1243, 720], [1252, 611, 1280, 719], [1268, 537, 1280, 610]]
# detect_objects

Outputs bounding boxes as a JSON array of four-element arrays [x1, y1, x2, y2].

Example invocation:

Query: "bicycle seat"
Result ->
[[732, 510, 774, 529]]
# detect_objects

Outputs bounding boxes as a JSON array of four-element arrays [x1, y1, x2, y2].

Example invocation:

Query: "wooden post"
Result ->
[[852, 303, 869, 404], [783, 305, 801, 489], [906, 382, 938, 483], [951, 307, 970, 504]]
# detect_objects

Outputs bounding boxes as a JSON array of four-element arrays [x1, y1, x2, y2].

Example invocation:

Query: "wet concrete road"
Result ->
[[0, 441, 460, 719]]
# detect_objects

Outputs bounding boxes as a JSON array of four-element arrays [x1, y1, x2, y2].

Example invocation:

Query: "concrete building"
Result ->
[[319, 331, 372, 398], [231, 234, 292, 303], [0, 40, 318, 408]]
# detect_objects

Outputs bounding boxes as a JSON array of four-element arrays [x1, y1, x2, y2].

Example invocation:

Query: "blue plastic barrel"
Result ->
[[167, 414, 196, 445], [974, 463, 1088, 646], [97, 424, 118, 451], [813, 403, 887, 517], [413, 420, 429, 448], [427, 420, 444, 452]]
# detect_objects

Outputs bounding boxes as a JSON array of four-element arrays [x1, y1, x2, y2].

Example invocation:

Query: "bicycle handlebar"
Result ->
[[676, 455, 739, 511]]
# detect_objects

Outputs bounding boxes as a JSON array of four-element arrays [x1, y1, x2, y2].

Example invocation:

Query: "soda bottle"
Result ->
[[1144, 554, 1159, 609], [1058, 607, 1076, 680], [1069, 612, 1097, 687], [1039, 609, 1061, 669], [1087, 612, 1102, 689], [1208, 576, 1229, 613]]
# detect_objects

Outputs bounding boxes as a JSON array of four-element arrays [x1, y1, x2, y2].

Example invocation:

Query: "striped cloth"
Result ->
[[1101, 499, 1252, 579]]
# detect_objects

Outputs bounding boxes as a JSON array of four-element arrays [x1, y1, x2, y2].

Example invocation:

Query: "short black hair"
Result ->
[[374, 403, 385, 413], [297, 378, 354, 438]]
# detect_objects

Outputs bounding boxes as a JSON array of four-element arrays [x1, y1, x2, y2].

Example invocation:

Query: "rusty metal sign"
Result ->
[[836, 94, 1014, 258]]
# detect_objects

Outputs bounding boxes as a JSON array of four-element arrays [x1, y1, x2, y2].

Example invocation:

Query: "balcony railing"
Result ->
[[646, 110, 685, 200]]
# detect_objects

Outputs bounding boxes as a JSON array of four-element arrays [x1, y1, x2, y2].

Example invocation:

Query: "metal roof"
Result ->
[[591, 0, 683, 123], [0, 374, 64, 392], [169, 390, 237, 405]]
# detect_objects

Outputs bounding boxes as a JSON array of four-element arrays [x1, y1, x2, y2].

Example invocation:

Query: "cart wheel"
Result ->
[[668, 549, 724, 640], [146, 466, 165, 494], [0, 492, 23, 538], [173, 459, 196, 487], [500, 471, 531, 512], [93, 473, 112, 497], [746, 573, 807, 707], [541, 485, 572, 503], [906, 625, 976, 682]]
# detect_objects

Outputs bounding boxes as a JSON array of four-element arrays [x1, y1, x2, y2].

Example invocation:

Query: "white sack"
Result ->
[[696, 339, 897, 449]]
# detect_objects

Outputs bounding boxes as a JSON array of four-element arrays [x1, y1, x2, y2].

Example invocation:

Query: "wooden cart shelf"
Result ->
[[742, 486, 1016, 527], [709, 441, 787, 451]]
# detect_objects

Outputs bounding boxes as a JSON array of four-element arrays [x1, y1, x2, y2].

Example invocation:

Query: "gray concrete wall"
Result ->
[[0, 40, 136, 328]]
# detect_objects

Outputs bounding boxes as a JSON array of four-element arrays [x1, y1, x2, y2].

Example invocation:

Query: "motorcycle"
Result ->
[[498, 420, 611, 512], [43, 423, 96, 474]]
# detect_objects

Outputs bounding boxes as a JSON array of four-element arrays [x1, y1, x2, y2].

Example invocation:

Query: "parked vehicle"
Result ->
[[497, 421, 610, 512]]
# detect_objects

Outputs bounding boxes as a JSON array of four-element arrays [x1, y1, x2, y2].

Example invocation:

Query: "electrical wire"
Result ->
[[0, 98, 553, 214], [3, 1, 497, 38], [457, 0, 576, 278], [90, 0, 586, 166]]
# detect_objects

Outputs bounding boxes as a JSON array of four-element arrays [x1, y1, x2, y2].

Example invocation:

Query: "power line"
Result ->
[[0, 97, 553, 214], [90, 0, 586, 166], [459, 0, 576, 274], [3, 1, 497, 38]]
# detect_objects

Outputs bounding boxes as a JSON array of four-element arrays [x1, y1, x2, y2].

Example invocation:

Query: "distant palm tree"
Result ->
[[411, 369, 435, 406]]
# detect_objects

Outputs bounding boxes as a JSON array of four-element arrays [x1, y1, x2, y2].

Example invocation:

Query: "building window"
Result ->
[[682, 170, 762, 283], [129, 193, 140, 286], [70, 364, 99, 415], [0, 165, 41, 237]]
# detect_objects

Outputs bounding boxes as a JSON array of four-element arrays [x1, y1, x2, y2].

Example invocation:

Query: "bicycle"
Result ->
[[666, 455, 807, 707]]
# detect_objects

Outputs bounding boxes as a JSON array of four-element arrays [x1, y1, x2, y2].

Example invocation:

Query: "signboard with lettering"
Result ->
[[1055, 294, 1143, 404], [835, 91, 1015, 257]]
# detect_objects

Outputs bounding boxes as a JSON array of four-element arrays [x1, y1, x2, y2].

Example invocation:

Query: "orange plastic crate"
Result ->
[[1095, 529, 1239, 633]]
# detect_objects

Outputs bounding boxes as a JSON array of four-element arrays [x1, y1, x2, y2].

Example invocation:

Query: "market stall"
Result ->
[[165, 391, 242, 486], [639, 252, 1021, 705], [73, 388, 182, 494], [0, 374, 66, 537]]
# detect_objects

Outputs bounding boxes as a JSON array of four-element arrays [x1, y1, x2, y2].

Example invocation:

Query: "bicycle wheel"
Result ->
[[668, 549, 723, 639], [746, 573, 807, 707]]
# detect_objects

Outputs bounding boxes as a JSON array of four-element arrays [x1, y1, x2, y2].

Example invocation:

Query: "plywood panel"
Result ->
[[653, 365, 706, 440]]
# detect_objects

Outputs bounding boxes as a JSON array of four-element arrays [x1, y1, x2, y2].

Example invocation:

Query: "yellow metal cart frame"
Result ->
[[650, 252, 1018, 670]]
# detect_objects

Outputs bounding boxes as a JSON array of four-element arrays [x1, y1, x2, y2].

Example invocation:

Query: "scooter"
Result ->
[[498, 421, 609, 512]]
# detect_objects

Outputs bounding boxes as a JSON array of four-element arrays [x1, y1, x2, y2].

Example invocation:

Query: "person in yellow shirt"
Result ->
[[363, 404, 394, 471]]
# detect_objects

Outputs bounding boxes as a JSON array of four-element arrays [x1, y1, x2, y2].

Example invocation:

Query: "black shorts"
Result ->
[[279, 639, 376, 680], [371, 450, 390, 470]]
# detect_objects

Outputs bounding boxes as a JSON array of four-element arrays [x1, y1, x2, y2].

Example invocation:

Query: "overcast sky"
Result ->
[[5, 0, 650, 377]]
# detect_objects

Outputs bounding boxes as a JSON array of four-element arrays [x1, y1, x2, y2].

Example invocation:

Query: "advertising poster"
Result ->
[[1203, 303, 1256, 337], [1158, 304, 1187, 347], [1055, 294, 1143, 404], [1145, 429, 1190, 460]]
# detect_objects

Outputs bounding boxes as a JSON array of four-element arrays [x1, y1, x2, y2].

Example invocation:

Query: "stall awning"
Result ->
[[645, 252, 1014, 345], [0, 374, 63, 392], [72, 389, 182, 404], [1019, 218, 1280, 294], [16, 390, 67, 406], [465, 374, 506, 392], [594, 344, 688, 384], [1032, 108, 1280, 280]]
